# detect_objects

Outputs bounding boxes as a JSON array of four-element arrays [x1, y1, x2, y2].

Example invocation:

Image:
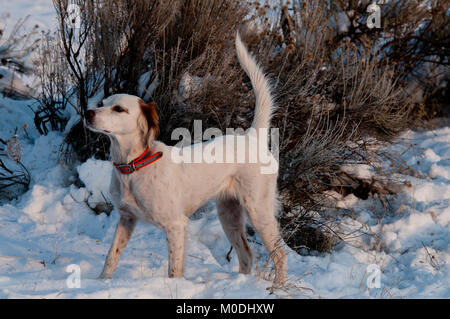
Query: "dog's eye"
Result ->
[[113, 105, 125, 113]]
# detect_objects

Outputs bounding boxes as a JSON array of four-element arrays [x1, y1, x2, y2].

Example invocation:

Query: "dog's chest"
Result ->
[[114, 172, 165, 224]]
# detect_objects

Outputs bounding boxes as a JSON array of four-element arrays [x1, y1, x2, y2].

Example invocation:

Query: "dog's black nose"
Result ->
[[86, 110, 95, 123]]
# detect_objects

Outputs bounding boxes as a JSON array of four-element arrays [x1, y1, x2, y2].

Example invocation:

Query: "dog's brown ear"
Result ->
[[139, 100, 159, 143]]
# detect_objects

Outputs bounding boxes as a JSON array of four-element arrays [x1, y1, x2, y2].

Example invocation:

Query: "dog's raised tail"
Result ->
[[235, 32, 274, 130]]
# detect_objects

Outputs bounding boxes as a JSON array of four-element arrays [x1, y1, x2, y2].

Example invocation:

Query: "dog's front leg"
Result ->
[[99, 215, 137, 279], [165, 220, 187, 278]]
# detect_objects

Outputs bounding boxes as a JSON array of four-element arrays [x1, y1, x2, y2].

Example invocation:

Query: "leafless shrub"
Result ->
[[330, 0, 449, 119], [56, 0, 112, 161], [333, 41, 410, 135], [33, 32, 71, 135], [0, 127, 31, 201], [89, 0, 177, 96], [150, 0, 250, 140], [0, 16, 40, 98]]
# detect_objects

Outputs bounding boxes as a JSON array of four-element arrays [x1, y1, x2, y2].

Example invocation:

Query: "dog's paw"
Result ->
[[97, 273, 113, 280]]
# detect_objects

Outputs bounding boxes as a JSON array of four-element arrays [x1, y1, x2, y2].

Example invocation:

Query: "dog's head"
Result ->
[[85, 94, 159, 145]]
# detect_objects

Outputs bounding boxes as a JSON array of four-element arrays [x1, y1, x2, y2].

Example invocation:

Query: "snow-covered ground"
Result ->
[[1, 91, 449, 298], [1, 0, 56, 31], [0, 0, 449, 299]]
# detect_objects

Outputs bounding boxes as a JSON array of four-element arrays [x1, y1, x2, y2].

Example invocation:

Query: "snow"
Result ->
[[0, 0, 449, 299], [77, 159, 113, 207], [340, 164, 375, 180], [1, 0, 55, 98], [1, 0, 56, 32], [0, 67, 37, 97]]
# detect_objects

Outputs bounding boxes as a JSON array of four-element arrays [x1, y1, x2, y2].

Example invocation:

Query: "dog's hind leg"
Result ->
[[239, 182, 287, 284], [217, 197, 253, 274], [99, 214, 137, 279]]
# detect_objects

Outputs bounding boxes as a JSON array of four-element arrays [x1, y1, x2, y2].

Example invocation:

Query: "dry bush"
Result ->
[[140, 0, 250, 141], [0, 17, 40, 98], [89, 0, 177, 96], [33, 32, 71, 135], [330, 0, 449, 119], [0, 127, 31, 201]]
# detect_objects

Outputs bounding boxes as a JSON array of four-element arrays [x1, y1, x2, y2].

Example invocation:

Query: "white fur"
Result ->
[[86, 33, 287, 284], [235, 32, 275, 130]]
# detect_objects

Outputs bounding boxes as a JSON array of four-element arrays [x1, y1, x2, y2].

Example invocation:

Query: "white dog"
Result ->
[[85, 33, 287, 284]]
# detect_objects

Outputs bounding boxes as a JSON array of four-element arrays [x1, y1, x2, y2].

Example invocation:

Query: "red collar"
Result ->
[[113, 146, 163, 174]]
